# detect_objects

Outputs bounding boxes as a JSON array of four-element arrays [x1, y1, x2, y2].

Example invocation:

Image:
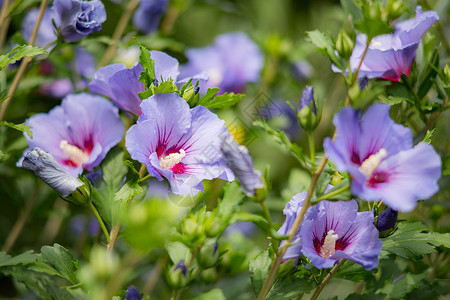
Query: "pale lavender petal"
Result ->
[[89, 64, 126, 99], [151, 50, 180, 82]]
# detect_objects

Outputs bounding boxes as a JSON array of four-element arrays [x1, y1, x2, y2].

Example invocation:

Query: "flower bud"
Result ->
[[336, 30, 354, 59], [198, 240, 220, 268], [53, 0, 106, 43], [167, 260, 189, 289], [21, 148, 88, 204], [376, 208, 398, 236], [125, 286, 142, 300], [200, 268, 218, 283], [205, 217, 221, 238], [298, 86, 320, 132], [444, 64, 450, 85], [386, 0, 404, 20], [182, 218, 199, 241]]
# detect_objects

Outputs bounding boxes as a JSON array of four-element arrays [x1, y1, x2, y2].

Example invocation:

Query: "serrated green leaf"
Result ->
[[266, 276, 315, 300], [417, 49, 439, 99], [40, 244, 79, 285], [0, 250, 37, 268], [377, 272, 427, 299], [382, 222, 450, 260], [249, 250, 272, 295], [423, 129, 435, 144], [0, 121, 33, 137], [114, 178, 143, 203], [200, 92, 244, 109], [122, 160, 140, 176], [0, 44, 47, 70], [306, 30, 345, 71], [138, 43, 155, 88], [190, 289, 225, 300]]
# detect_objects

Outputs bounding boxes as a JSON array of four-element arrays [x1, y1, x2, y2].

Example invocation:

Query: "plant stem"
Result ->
[[260, 201, 273, 228], [0, 0, 11, 50], [257, 157, 328, 300], [310, 259, 346, 300], [107, 222, 121, 253], [40, 199, 69, 245], [143, 255, 168, 297], [345, 37, 371, 106], [89, 200, 111, 243], [0, 0, 49, 121], [2, 182, 40, 252], [308, 133, 316, 172], [99, 0, 140, 67], [312, 185, 350, 203]]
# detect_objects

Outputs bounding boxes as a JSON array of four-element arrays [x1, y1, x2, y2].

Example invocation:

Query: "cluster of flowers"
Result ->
[[19, 3, 441, 274]]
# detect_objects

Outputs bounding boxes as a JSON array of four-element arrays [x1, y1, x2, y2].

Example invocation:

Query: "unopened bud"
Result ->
[[200, 268, 218, 283], [298, 86, 320, 131], [376, 208, 398, 237], [336, 30, 354, 59], [167, 260, 189, 289], [198, 240, 219, 268]]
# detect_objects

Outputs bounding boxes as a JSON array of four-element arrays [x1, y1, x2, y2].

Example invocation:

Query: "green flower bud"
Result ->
[[336, 30, 354, 59], [200, 268, 218, 283], [182, 218, 199, 241], [205, 217, 221, 238], [197, 240, 219, 268], [298, 86, 321, 132], [167, 260, 189, 289]]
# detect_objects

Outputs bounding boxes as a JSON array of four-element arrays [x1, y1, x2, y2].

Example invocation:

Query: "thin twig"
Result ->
[[0, 0, 11, 50], [107, 222, 121, 254], [0, 0, 49, 121], [143, 255, 169, 297], [98, 0, 140, 67], [2, 183, 40, 252], [310, 259, 346, 300]]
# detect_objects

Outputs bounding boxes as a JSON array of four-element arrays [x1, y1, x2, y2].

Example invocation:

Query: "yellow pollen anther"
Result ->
[[159, 149, 186, 169], [320, 229, 339, 259], [359, 148, 387, 178], [59, 140, 89, 166]]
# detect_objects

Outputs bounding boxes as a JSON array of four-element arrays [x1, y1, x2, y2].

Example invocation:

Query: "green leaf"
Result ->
[[382, 222, 450, 260], [0, 121, 33, 137], [122, 160, 140, 176], [217, 182, 244, 226], [166, 241, 191, 264], [354, 4, 393, 39], [266, 276, 315, 300], [0, 44, 47, 70], [138, 43, 155, 88], [190, 289, 225, 300], [198, 92, 245, 109], [230, 211, 282, 239], [114, 178, 143, 203], [40, 244, 79, 285], [423, 129, 435, 144], [0, 250, 37, 268], [337, 261, 375, 282], [345, 293, 385, 300], [417, 48, 439, 99], [306, 30, 345, 71], [377, 272, 427, 299], [382, 96, 414, 106], [253, 120, 306, 165], [249, 250, 272, 296]]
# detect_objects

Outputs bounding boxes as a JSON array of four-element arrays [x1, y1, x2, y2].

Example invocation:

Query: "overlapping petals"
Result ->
[[20, 93, 124, 176], [125, 93, 233, 196], [324, 103, 441, 212]]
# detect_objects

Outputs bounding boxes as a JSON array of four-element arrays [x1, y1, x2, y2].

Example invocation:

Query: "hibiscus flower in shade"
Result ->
[[345, 6, 438, 81], [125, 93, 234, 196], [300, 200, 382, 270], [20, 93, 124, 176], [323, 103, 441, 212], [89, 51, 207, 116], [180, 32, 263, 94]]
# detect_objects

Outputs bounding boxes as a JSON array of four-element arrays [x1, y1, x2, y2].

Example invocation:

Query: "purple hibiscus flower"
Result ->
[[180, 32, 263, 94], [323, 104, 441, 212], [221, 136, 263, 197], [347, 6, 438, 81], [21, 93, 124, 176], [125, 93, 234, 196], [133, 0, 168, 34], [300, 200, 382, 270], [21, 8, 57, 49], [53, 0, 106, 43], [89, 51, 207, 116]]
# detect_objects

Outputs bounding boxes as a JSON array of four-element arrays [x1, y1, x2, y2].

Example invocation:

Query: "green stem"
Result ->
[[260, 201, 273, 229], [0, 0, 49, 121], [89, 200, 111, 243], [107, 222, 121, 254], [310, 260, 346, 300], [308, 133, 316, 173], [312, 185, 350, 204]]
